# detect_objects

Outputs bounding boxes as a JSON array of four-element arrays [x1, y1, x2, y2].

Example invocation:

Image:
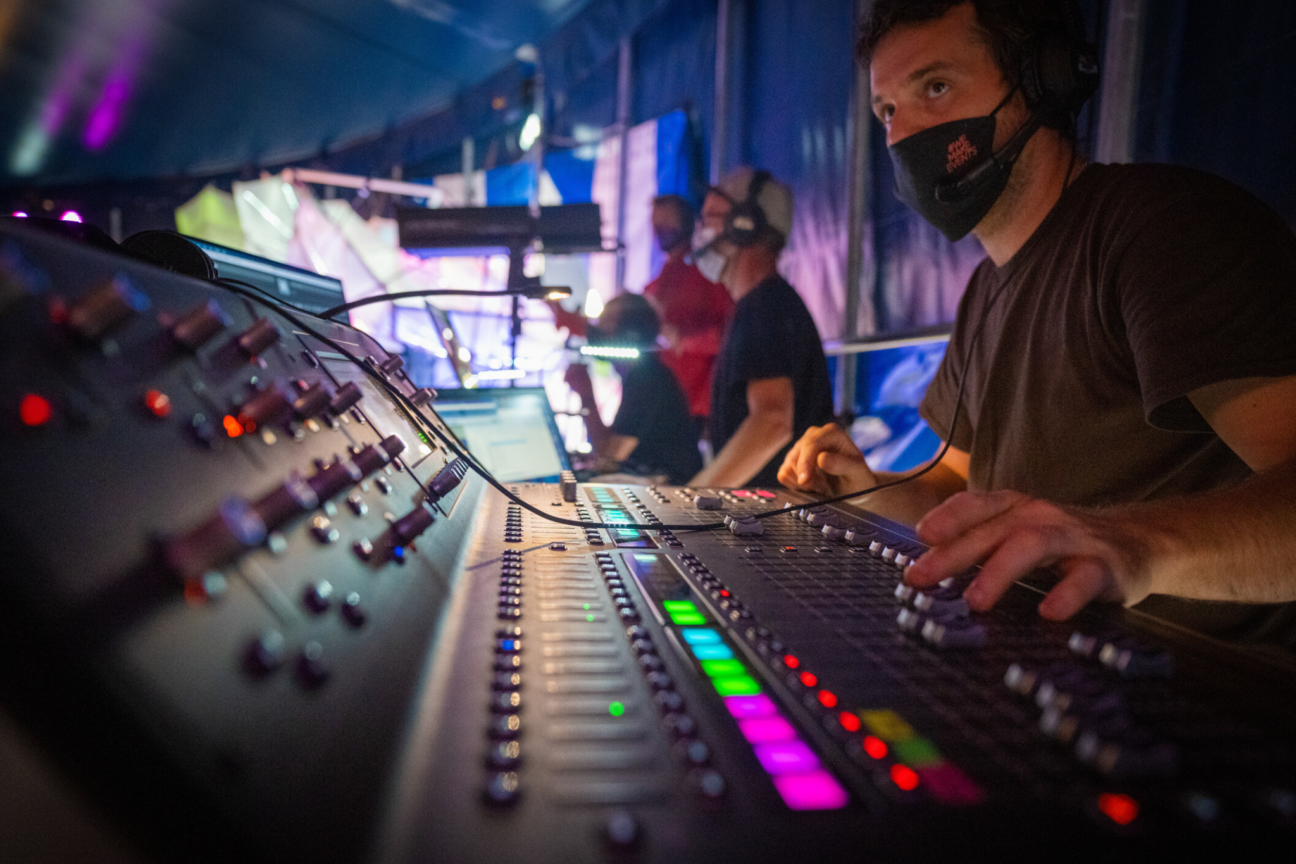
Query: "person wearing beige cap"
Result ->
[[688, 167, 833, 488]]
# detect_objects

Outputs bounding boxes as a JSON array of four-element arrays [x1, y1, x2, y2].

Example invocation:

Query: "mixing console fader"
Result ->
[[2, 221, 1295, 863]]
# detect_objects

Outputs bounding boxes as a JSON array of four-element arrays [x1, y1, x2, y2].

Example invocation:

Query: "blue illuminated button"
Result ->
[[680, 628, 721, 645], [690, 644, 735, 661]]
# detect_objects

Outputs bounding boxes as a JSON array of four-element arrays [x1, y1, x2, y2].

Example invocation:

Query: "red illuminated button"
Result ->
[[19, 394, 52, 427], [817, 690, 838, 708], [862, 736, 888, 760], [143, 390, 172, 418], [1097, 792, 1139, 826], [799, 671, 818, 688], [890, 764, 920, 791], [838, 712, 861, 733], [783, 655, 800, 669], [222, 415, 245, 438]]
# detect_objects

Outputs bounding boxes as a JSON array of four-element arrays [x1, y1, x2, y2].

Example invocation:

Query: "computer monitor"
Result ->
[[188, 237, 346, 315], [432, 387, 571, 483]]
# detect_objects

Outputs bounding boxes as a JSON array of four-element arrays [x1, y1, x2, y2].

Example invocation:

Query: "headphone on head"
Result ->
[[935, 0, 1098, 204], [1018, 0, 1100, 119], [723, 169, 772, 248]]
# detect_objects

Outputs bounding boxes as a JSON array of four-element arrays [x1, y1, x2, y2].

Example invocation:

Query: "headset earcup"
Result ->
[[121, 231, 218, 281]]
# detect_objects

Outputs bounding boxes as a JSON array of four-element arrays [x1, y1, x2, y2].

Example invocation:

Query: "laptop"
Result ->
[[432, 387, 571, 483]]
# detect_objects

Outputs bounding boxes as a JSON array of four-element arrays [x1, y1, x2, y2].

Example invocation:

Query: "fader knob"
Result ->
[[65, 276, 150, 342], [170, 299, 230, 350], [409, 387, 436, 407], [235, 317, 280, 357], [236, 383, 295, 432], [379, 355, 404, 376]]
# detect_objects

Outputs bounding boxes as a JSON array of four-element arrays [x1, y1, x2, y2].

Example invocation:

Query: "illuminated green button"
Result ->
[[701, 659, 747, 678], [663, 600, 707, 625], [608, 701, 626, 717], [893, 738, 942, 767], [690, 643, 734, 661], [712, 675, 761, 696]]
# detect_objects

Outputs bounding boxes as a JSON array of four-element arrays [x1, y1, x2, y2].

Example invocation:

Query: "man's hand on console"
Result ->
[[777, 423, 878, 497], [906, 490, 1156, 621]]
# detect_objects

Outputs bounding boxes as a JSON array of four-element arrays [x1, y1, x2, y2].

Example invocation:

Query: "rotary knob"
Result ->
[[234, 317, 280, 357], [236, 383, 295, 432], [292, 382, 331, 420], [65, 276, 151, 342], [169, 299, 230, 351], [329, 382, 363, 414], [252, 472, 320, 532]]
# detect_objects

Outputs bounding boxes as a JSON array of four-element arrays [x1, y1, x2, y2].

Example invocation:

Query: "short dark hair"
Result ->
[[652, 194, 695, 239], [858, 1, 1081, 137], [600, 293, 660, 347]]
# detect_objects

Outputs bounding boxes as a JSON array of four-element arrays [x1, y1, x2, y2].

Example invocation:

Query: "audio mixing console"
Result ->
[[2, 220, 1295, 863]]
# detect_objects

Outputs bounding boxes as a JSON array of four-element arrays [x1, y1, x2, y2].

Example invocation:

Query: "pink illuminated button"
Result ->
[[754, 740, 820, 775], [755, 490, 776, 499], [772, 770, 849, 810], [739, 716, 798, 744], [724, 694, 779, 719]]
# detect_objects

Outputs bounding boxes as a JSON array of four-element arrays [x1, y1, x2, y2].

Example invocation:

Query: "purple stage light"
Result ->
[[12, 212, 28, 218], [60, 211, 83, 223]]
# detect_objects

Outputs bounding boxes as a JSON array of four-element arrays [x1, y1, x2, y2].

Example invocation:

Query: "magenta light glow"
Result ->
[[60, 211, 83, 223], [12, 211, 28, 218], [84, 74, 133, 150]]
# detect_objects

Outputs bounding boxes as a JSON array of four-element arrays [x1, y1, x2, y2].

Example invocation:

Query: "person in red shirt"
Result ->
[[642, 194, 733, 435]]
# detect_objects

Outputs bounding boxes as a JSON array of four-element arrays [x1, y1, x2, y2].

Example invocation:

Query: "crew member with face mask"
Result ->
[[779, 0, 1296, 645], [642, 194, 733, 438], [690, 167, 833, 489]]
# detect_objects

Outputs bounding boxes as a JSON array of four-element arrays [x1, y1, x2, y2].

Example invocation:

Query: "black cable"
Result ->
[[320, 288, 555, 321]]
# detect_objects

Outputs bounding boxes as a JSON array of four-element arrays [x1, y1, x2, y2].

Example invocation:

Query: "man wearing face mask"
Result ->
[[779, 0, 1296, 643], [643, 194, 733, 436], [691, 167, 834, 489]]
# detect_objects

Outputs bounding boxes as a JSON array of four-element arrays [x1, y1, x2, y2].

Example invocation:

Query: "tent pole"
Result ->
[[615, 36, 632, 293], [711, 0, 731, 184], [839, 0, 874, 421], [1094, 0, 1144, 164]]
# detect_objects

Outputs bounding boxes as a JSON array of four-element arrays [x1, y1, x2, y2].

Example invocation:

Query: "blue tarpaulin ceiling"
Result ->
[[0, 0, 600, 184]]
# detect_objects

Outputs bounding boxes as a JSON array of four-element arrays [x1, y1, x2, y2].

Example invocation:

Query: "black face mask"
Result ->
[[888, 89, 1026, 242]]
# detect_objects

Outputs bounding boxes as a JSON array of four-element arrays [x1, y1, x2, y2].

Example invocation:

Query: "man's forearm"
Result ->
[[693, 412, 790, 488], [855, 463, 967, 527], [1110, 456, 1296, 604]]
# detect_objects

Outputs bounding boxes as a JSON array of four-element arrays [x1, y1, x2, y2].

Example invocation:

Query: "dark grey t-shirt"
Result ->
[[919, 162, 1296, 644], [921, 163, 1296, 505]]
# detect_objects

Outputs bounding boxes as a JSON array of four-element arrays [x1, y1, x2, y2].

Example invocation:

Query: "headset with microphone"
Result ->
[[934, 0, 1099, 204]]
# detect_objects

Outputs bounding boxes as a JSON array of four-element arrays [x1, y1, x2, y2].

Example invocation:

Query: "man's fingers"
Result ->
[[960, 527, 1061, 610], [916, 489, 1026, 546], [1038, 558, 1116, 620]]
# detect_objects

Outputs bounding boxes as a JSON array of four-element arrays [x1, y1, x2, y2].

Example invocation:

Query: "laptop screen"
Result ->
[[432, 387, 570, 483]]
